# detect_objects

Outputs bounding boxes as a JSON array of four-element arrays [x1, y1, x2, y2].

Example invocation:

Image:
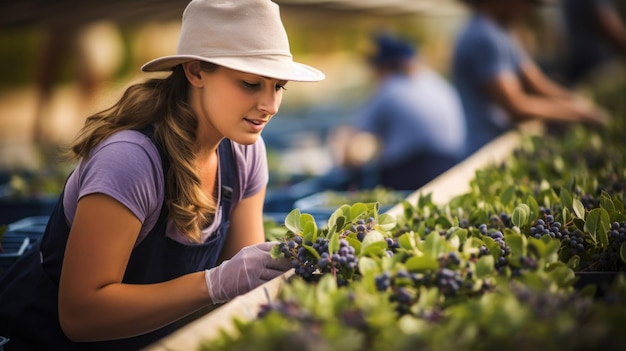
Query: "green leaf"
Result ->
[[613, 196, 624, 212], [362, 230, 387, 257], [376, 213, 397, 232], [362, 240, 388, 257], [573, 199, 585, 219], [405, 255, 439, 272], [349, 203, 369, 220], [423, 231, 444, 259], [398, 232, 418, 252], [358, 256, 379, 275], [525, 195, 539, 221], [450, 228, 468, 245], [599, 191, 615, 211], [546, 262, 575, 288], [562, 207, 571, 224], [511, 204, 530, 228], [500, 185, 515, 206], [284, 208, 301, 233], [270, 244, 282, 259], [345, 236, 362, 255], [482, 236, 502, 259], [527, 236, 560, 262], [597, 228, 609, 249], [584, 208, 611, 247], [447, 232, 461, 251], [301, 214, 317, 242], [462, 237, 486, 257], [328, 232, 339, 255], [475, 255, 495, 279], [302, 244, 321, 260], [435, 216, 452, 228], [573, 218, 585, 231], [559, 187, 573, 210], [505, 232, 526, 259], [609, 211, 626, 223], [327, 205, 348, 233], [566, 255, 580, 270]]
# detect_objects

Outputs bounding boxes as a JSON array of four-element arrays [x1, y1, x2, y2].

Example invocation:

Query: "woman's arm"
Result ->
[[518, 59, 573, 99], [58, 193, 211, 342], [218, 186, 267, 263], [486, 68, 608, 125]]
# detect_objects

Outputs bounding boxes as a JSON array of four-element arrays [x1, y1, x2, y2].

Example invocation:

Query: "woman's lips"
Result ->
[[244, 118, 267, 132]]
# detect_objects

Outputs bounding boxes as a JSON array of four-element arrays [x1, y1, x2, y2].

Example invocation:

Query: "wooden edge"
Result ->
[[145, 121, 545, 350], [143, 271, 294, 351]]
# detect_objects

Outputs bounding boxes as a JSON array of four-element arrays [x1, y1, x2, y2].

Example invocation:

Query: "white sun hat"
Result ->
[[141, 0, 325, 82]]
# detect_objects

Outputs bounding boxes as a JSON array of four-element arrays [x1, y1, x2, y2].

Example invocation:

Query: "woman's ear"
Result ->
[[183, 61, 204, 87]]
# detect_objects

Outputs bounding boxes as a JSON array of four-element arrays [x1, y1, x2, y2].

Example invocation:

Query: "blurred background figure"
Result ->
[[452, 0, 610, 159], [33, 19, 125, 146], [557, 0, 626, 88], [327, 32, 466, 191]]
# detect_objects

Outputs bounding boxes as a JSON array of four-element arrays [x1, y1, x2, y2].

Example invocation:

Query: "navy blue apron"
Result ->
[[0, 128, 238, 351]]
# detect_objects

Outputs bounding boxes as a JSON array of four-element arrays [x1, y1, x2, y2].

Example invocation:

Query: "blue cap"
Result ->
[[369, 33, 417, 68]]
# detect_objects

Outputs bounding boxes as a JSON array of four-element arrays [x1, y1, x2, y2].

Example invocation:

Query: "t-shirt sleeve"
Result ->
[[77, 137, 162, 224], [473, 33, 511, 82], [234, 137, 269, 199], [469, 26, 527, 85]]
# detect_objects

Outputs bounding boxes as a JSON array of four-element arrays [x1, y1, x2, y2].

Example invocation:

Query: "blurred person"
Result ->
[[452, 0, 610, 158], [332, 33, 466, 191], [559, 0, 626, 87], [33, 18, 125, 145], [0, 0, 324, 350]]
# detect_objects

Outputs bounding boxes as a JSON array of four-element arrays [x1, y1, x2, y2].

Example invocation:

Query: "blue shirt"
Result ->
[[452, 13, 527, 158], [354, 66, 466, 167]]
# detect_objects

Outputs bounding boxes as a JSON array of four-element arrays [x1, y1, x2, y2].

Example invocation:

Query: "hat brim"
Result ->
[[141, 55, 325, 82]]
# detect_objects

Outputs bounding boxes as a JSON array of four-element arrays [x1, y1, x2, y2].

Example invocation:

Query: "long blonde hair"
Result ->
[[69, 63, 218, 243]]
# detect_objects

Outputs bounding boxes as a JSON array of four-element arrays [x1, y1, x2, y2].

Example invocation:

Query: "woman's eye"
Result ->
[[242, 81, 260, 90], [275, 84, 287, 91]]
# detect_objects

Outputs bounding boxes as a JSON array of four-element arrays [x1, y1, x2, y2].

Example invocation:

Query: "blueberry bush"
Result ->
[[201, 120, 626, 351]]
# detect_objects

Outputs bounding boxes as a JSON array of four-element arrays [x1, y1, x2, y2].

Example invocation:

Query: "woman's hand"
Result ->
[[205, 242, 292, 304]]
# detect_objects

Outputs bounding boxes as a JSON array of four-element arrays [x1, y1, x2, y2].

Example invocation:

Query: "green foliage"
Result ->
[[219, 122, 626, 350]]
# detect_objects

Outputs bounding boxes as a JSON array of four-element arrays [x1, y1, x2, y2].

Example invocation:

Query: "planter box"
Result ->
[[574, 272, 622, 298], [0, 234, 30, 277]]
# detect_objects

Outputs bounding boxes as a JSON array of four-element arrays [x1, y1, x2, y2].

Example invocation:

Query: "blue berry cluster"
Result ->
[[278, 217, 381, 283]]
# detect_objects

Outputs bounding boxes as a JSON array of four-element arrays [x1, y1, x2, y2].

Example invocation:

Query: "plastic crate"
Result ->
[[7, 216, 49, 246], [0, 233, 30, 277], [0, 336, 10, 350]]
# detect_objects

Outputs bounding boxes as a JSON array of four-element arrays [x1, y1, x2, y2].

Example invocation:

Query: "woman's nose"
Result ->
[[257, 90, 281, 116]]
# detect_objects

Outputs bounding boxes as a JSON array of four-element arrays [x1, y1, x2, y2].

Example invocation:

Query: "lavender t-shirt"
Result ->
[[62, 130, 268, 246]]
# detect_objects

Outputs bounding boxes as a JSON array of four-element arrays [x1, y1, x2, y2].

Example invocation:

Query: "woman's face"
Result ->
[[190, 64, 287, 147]]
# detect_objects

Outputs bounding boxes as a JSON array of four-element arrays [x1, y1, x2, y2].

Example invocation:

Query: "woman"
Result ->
[[0, 0, 324, 350]]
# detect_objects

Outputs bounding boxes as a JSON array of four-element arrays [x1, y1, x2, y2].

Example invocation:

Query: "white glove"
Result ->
[[205, 242, 292, 304]]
